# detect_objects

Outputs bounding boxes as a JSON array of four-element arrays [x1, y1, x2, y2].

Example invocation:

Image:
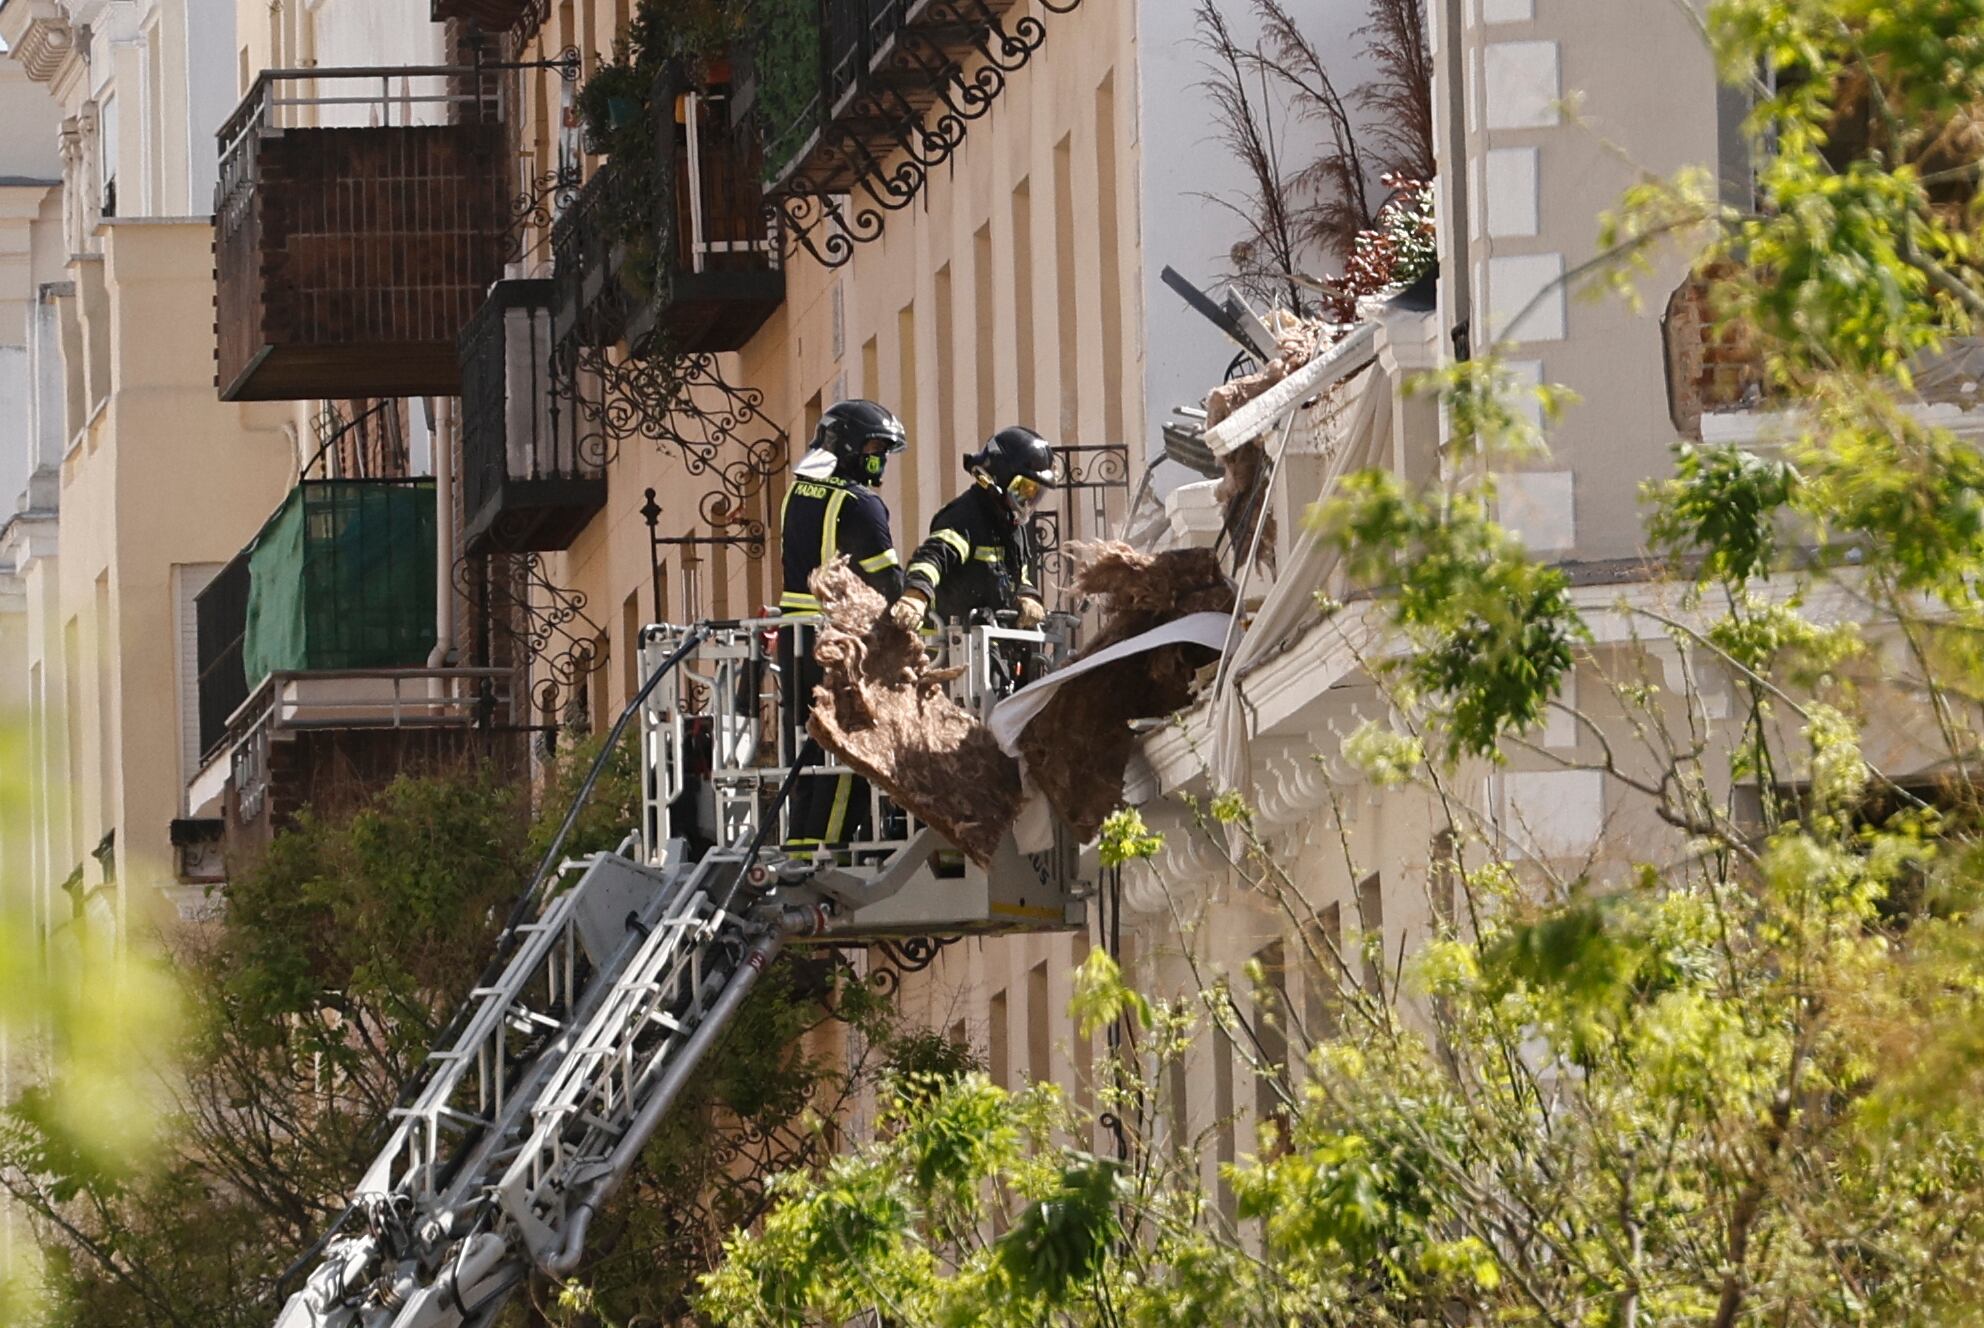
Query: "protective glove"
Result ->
[[888, 592, 928, 632], [1015, 596, 1046, 630]]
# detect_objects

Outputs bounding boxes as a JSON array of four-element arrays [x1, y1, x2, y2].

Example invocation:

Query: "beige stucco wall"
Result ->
[[51, 218, 292, 927], [476, 0, 1148, 1109], [1441, 0, 1720, 564]]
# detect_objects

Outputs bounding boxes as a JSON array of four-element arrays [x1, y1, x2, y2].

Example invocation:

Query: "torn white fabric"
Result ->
[[987, 611, 1235, 756], [1210, 363, 1393, 798]]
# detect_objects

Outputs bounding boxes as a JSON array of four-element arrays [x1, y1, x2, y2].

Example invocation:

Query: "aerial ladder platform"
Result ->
[[271, 616, 1092, 1328]]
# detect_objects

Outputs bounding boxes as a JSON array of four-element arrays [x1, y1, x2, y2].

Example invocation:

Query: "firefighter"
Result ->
[[779, 398, 907, 850], [889, 426, 1056, 632]]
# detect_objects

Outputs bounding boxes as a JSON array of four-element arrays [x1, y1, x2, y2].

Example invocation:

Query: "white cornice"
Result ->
[[0, 0, 80, 85], [0, 509, 59, 572]]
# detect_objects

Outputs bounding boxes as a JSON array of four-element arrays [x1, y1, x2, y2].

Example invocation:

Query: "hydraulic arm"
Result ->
[[269, 618, 1090, 1328]]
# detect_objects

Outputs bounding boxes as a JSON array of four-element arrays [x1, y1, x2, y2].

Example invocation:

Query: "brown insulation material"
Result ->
[[805, 558, 1023, 866], [1016, 542, 1236, 840]]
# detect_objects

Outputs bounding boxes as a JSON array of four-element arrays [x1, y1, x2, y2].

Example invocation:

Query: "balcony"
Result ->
[[460, 279, 607, 554], [213, 66, 509, 402], [753, 0, 1079, 264], [186, 477, 525, 846], [194, 479, 439, 759], [552, 58, 782, 356]]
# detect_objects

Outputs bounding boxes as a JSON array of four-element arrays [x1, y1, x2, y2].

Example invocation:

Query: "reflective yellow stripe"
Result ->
[[990, 901, 1069, 922], [780, 592, 820, 611], [972, 546, 1003, 563], [823, 774, 854, 842], [932, 528, 970, 558], [858, 549, 900, 573], [821, 487, 850, 569], [906, 560, 941, 584]]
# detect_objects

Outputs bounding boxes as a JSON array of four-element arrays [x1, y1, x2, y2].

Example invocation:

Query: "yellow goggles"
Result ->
[[1009, 475, 1044, 503]]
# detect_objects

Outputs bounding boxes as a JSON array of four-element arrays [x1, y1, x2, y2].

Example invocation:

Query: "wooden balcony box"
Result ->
[[461, 279, 607, 554], [214, 67, 509, 402], [553, 58, 782, 356]]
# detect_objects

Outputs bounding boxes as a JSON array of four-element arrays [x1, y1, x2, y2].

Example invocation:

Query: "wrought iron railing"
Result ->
[[552, 57, 780, 355], [219, 667, 518, 822], [217, 64, 505, 179], [304, 400, 410, 480], [212, 63, 513, 400], [1027, 442, 1132, 608], [754, 0, 1083, 268]]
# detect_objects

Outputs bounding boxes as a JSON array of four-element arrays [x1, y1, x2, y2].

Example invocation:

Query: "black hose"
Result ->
[[272, 623, 712, 1303]]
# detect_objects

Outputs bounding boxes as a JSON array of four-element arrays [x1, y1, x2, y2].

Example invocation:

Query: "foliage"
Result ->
[[1315, 175, 1438, 321], [573, 0, 750, 296], [1196, 0, 1433, 311], [1314, 466, 1584, 759], [2, 726, 862, 1328], [0, 727, 182, 1326], [697, 4, 1984, 1326], [751, 0, 823, 182]]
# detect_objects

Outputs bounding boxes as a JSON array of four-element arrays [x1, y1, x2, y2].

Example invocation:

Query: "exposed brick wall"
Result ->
[[1662, 267, 1768, 439], [225, 727, 525, 855]]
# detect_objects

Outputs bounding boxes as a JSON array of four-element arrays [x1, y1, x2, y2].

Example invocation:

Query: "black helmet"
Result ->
[[811, 398, 907, 486], [966, 426, 1057, 518]]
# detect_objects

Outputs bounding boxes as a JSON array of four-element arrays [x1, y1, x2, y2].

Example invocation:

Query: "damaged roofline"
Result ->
[[1200, 321, 1381, 457]]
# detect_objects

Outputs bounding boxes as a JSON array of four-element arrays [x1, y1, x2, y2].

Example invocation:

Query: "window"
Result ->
[[989, 988, 1010, 1088], [98, 95, 118, 219], [1252, 940, 1290, 1154], [1213, 1022, 1237, 1220], [974, 223, 995, 439], [1053, 137, 1078, 441], [621, 590, 640, 710], [1357, 872, 1385, 998], [144, 22, 165, 213], [1303, 903, 1343, 1040], [896, 303, 920, 528], [935, 265, 956, 478], [1011, 178, 1036, 425], [173, 565, 222, 787], [1027, 960, 1050, 1085], [1094, 73, 1124, 444]]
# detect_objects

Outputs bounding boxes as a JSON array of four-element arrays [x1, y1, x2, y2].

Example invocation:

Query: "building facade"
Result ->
[[0, 0, 309, 945], [0, 0, 1756, 1243]]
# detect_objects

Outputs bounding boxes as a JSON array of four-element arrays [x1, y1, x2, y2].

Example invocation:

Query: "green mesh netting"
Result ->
[[243, 480, 437, 685]]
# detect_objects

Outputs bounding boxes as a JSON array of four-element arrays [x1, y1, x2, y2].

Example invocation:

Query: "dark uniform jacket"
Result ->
[[904, 484, 1042, 623], [779, 473, 902, 614]]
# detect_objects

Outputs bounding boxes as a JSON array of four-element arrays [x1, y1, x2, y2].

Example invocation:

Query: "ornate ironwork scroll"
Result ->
[[864, 935, 963, 997], [641, 486, 768, 623], [304, 399, 408, 480], [456, 550, 609, 722], [1029, 442, 1132, 598], [767, 0, 1086, 270], [502, 160, 581, 268], [553, 337, 789, 526]]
